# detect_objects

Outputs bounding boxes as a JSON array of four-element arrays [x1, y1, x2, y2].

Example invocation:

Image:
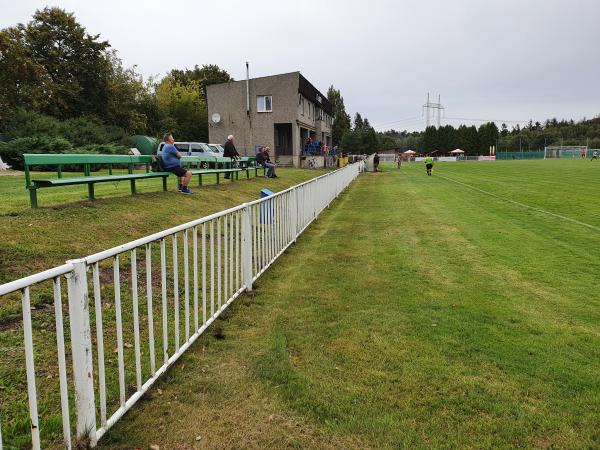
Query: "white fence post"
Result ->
[[241, 203, 253, 292], [66, 259, 97, 446], [293, 188, 299, 242]]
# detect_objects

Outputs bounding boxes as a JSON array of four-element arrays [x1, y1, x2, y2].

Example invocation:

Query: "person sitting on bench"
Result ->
[[162, 133, 193, 194], [256, 147, 277, 178]]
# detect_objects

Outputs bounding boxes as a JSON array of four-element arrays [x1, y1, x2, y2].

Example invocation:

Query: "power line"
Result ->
[[372, 115, 424, 128], [443, 116, 526, 124]]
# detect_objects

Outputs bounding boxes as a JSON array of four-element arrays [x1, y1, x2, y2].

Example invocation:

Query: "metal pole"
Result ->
[[66, 258, 97, 446], [241, 204, 253, 291], [246, 62, 250, 115]]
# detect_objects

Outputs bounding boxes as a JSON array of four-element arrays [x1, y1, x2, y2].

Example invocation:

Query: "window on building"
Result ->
[[257, 95, 272, 112]]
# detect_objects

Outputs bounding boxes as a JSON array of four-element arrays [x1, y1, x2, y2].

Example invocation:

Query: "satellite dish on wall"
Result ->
[[211, 113, 221, 124]]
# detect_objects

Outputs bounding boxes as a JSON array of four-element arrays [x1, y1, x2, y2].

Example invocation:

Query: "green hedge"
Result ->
[[0, 138, 128, 170], [0, 109, 131, 170]]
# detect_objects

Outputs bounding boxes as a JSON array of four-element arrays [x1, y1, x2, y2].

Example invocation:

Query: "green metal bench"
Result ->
[[189, 168, 243, 186], [23, 154, 170, 208], [182, 156, 265, 180], [24, 154, 267, 208], [180, 155, 218, 169], [237, 156, 256, 169]]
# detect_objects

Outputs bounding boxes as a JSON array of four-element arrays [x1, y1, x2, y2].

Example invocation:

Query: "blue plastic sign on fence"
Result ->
[[260, 188, 274, 224]]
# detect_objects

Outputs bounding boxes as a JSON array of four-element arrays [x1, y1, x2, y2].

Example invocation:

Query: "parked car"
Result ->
[[157, 141, 221, 168], [157, 141, 216, 157], [208, 144, 225, 157]]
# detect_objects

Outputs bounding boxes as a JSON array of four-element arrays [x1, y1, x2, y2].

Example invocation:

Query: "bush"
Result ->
[[59, 116, 126, 146], [0, 136, 73, 169], [0, 110, 130, 170], [0, 109, 61, 140], [0, 109, 128, 147]]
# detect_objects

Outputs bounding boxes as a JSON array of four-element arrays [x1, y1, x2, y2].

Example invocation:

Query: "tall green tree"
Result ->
[[104, 51, 149, 133], [477, 122, 499, 152], [341, 113, 378, 154], [353, 112, 364, 130], [422, 126, 439, 152], [0, 26, 51, 117], [168, 64, 233, 101], [21, 7, 112, 119], [326, 86, 351, 146], [155, 78, 207, 141]]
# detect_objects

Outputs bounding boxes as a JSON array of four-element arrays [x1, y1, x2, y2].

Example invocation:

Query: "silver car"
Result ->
[[157, 141, 215, 157], [208, 144, 225, 157]]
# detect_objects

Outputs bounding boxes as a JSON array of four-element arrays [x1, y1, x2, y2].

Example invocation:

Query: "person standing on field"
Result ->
[[373, 153, 380, 172], [396, 154, 402, 169], [223, 135, 240, 178], [591, 150, 598, 161], [425, 155, 434, 176]]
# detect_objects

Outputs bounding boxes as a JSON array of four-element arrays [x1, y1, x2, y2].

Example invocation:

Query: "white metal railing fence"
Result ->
[[0, 161, 364, 449]]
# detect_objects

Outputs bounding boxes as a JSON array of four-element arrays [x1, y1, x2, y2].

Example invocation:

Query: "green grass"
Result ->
[[0, 167, 327, 448], [97, 159, 600, 449], [2, 160, 600, 448]]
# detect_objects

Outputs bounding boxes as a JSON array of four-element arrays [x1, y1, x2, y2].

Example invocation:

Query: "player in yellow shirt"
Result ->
[[425, 155, 434, 176]]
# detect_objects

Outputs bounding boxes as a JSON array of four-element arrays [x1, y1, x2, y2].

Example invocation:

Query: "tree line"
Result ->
[[0, 7, 231, 166], [327, 94, 600, 156], [379, 118, 600, 155]]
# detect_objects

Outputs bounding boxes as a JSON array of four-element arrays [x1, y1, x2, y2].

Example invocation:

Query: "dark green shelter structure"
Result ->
[[128, 135, 159, 155]]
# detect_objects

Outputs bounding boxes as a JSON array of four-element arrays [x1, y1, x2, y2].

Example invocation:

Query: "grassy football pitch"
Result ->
[[1, 160, 599, 448], [97, 159, 600, 449]]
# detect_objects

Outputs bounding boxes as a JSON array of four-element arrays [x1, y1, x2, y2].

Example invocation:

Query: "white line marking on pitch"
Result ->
[[437, 175, 600, 232]]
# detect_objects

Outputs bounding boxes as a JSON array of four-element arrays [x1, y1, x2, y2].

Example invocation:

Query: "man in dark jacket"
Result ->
[[223, 135, 240, 178], [256, 147, 277, 178]]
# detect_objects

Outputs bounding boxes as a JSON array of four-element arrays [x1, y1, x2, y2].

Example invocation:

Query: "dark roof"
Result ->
[[298, 73, 332, 115]]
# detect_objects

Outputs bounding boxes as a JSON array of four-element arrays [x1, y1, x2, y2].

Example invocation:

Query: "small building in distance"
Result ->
[[206, 71, 333, 167]]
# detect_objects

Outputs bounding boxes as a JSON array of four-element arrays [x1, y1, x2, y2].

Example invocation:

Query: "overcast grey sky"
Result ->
[[3, 0, 599, 131]]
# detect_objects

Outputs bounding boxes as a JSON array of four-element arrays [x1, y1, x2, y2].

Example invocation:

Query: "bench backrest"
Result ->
[[180, 155, 235, 169], [23, 153, 154, 188], [23, 154, 152, 165], [180, 155, 217, 164]]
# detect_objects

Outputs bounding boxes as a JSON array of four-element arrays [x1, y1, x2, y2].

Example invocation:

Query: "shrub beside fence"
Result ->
[[0, 161, 364, 449]]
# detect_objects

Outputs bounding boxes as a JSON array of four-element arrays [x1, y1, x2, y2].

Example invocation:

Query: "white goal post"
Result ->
[[544, 146, 588, 159]]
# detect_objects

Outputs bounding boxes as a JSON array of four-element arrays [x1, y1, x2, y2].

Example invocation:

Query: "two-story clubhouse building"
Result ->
[[206, 72, 333, 167]]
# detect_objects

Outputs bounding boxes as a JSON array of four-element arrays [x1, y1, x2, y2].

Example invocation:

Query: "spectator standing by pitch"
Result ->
[[161, 133, 193, 194], [373, 153, 380, 172], [223, 135, 240, 178], [425, 155, 434, 176]]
